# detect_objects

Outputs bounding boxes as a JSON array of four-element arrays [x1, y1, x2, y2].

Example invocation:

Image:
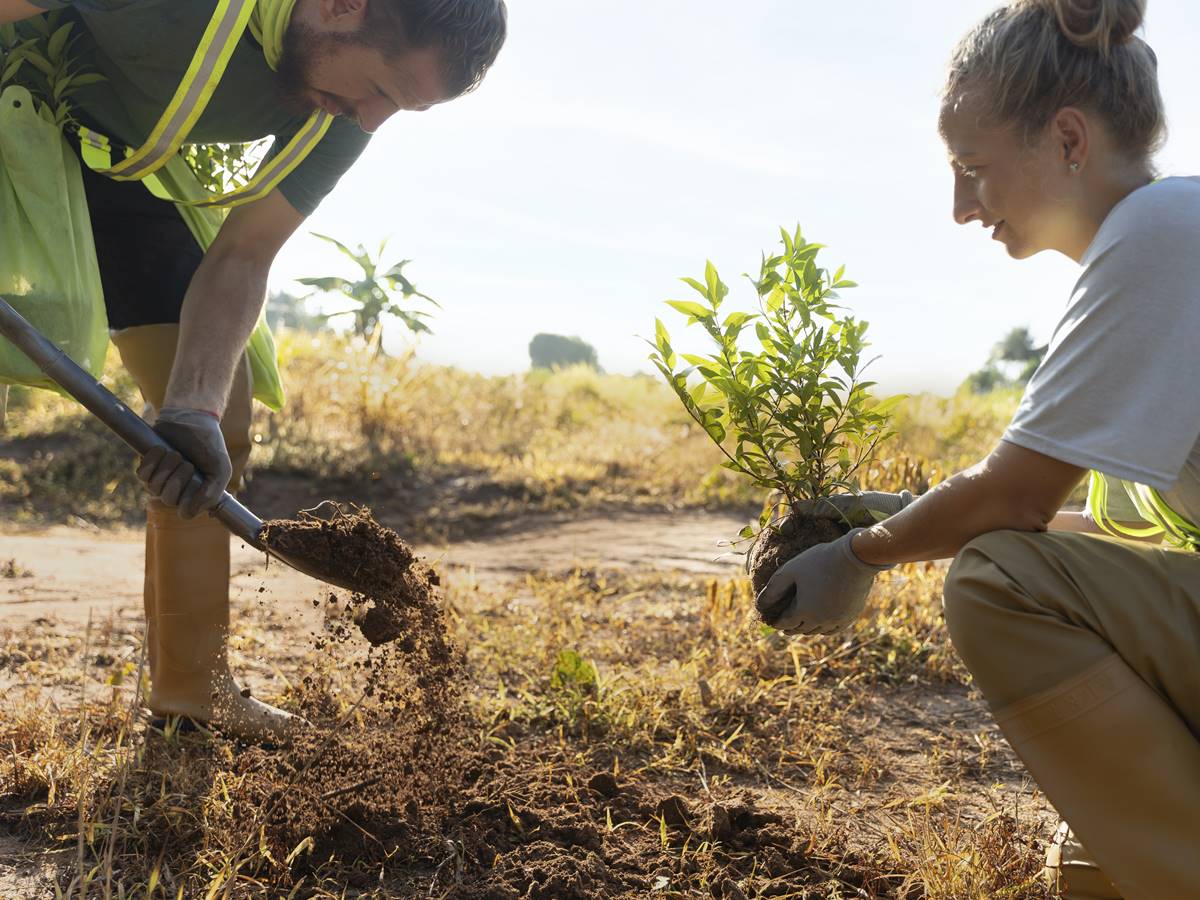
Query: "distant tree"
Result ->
[[963, 326, 1047, 393], [529, 333, 601, 371], [265, 290, 327, 333]]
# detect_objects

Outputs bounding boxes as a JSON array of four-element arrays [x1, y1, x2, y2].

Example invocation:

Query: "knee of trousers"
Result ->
[[942, 530, 1041, 683]]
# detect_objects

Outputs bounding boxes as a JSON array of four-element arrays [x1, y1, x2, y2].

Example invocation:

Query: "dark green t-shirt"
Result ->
[[29, 0, 370, 215]]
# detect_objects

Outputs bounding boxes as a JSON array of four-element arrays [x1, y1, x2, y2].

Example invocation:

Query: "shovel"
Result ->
[[0, 295, 357, 592]]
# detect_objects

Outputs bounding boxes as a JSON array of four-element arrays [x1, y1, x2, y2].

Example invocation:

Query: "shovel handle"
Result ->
[[0, 295, 265, 548]]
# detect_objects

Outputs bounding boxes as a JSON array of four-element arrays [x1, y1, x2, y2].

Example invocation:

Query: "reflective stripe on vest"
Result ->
[[78, 0, 332, 209], [1087, 470, 1200, 551]]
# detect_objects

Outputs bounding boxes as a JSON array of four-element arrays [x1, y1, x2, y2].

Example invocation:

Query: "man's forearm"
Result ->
[[164, 250, 270, 414]]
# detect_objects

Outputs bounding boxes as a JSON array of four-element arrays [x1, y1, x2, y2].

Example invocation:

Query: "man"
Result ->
[[0, 0, 506, 741]]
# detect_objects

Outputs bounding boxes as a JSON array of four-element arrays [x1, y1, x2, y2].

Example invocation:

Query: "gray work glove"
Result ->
[[755, 529, 894, 635], [137, 407, 232, 519], [794, 490, 916, 527]]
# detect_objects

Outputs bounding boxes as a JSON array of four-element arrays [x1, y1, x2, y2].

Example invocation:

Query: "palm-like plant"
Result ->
[[297, 233, 439, 354]]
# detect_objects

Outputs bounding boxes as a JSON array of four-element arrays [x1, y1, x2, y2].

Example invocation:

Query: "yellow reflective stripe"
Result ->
[[1086, 471, 1163, 539], [179, 111, 332, 209], [139, 171, 176, 203], [103, 0, 255, 181], [1136, 485, 1200, 549], [1089, 475, 1161, 540], [1087, 471, 1200, 550]]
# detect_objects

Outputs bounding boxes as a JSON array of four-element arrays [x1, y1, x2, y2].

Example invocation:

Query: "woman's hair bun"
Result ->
[[1037, 0, 1146, 54]]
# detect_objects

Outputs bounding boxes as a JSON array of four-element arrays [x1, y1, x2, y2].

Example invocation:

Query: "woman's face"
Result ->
[[939, 97, 1076, 260]]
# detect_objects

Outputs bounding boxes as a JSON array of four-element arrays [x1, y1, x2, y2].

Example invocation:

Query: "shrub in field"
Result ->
[[649, 226, 901, 591]]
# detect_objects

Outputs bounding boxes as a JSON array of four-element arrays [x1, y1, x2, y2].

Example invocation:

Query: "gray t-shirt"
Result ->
[[28, 0, 370, 215], [1003, 176, 1200, 527]]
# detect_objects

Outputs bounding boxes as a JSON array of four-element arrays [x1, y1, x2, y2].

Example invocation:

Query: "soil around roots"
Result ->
[[745, 513, 849, 598]]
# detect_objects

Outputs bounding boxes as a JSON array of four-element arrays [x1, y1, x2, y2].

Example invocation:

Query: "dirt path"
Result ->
[[1, 509, 751, 628]]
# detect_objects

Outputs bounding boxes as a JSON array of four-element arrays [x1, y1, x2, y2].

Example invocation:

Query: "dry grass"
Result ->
[[0, 332, 1022, 528], [2, 563, 1054, 897]]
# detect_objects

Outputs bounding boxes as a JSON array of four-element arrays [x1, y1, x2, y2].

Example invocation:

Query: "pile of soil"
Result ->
[[439, 742, 874, 898]]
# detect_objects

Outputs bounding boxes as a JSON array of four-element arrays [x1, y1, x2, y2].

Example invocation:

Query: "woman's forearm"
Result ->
[[849, 442, 1087, 566]]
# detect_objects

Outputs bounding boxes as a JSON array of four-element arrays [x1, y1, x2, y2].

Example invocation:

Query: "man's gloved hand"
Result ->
[[755, 529, 894, 635], [794, 490, 916, 527], [137, 407, 232, 519]]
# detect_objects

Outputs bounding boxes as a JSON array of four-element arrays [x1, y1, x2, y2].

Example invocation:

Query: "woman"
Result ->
[[756, 1, 1200, 896]]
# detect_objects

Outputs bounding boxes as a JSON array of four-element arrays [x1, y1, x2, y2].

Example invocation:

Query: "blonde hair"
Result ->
[[944, 0, 1166, 162]]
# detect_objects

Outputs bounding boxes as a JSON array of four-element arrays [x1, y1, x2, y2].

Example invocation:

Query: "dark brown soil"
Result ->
[[227, 507, 471, 887], [745, 513, 849, 598], [261, 504, 441, 648]]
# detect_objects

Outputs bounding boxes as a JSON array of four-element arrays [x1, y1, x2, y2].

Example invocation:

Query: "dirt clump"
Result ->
[[745, 513, 848, 597], [261, 504, 444, 646]]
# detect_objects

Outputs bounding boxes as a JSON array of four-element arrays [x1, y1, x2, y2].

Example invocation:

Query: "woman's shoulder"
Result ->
[[1087, 176, 1200, 264], [1105, 176, 1200, 231]]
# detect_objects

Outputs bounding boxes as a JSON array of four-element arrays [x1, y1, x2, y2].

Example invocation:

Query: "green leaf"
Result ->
[[665, 300, 710, 320], [46, 21, 71, 60], [23, 52, 54, 77], [723, 311, 755, 330], [550, 650, 597, 691]]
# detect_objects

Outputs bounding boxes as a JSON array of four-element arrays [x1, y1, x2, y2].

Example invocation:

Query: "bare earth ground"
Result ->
[[0, 511, 1056, 897]]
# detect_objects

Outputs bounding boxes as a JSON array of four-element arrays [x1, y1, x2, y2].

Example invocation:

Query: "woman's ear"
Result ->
[[1052, 107, 1091, 172]]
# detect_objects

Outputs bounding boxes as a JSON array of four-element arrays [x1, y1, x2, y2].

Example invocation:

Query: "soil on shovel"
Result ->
[[261, 505, 441, 648], [745, 513, 849, 598]]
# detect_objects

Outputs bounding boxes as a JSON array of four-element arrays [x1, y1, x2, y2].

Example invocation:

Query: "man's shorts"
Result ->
[[74, 142, 203, 332]]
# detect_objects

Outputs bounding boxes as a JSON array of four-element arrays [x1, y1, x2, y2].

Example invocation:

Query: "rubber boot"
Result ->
[[113, 324, 299, 743], [1044, 821, 1122, 899], [146, 499, 298, 741], [995, 654, 1200, 900]]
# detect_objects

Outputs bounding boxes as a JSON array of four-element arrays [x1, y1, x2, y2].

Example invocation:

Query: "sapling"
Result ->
[[648, 226, 902, 595]]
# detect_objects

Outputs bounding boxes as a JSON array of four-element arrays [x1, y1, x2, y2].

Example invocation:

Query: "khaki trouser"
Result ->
[[943, 530, 1200, 900]]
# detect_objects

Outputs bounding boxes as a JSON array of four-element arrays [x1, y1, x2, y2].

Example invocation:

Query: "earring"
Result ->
[[1069, 162, 1081, 173]]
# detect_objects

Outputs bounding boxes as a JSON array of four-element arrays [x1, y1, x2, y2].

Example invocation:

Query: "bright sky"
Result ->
[[270, 1, 1200, 396]]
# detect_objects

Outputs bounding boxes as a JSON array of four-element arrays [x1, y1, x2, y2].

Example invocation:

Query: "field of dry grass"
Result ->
[[0, 333, 1022, 533], [0, 334, 1060, 898]]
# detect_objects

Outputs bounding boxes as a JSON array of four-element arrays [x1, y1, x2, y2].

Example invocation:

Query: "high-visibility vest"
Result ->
[[75, 0, 333, 209], [1087, 471, 1200, 551]]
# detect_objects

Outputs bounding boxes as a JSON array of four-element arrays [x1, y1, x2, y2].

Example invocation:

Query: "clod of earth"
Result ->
[[745, 513, 849, 598], [260, 505, 440, 648]]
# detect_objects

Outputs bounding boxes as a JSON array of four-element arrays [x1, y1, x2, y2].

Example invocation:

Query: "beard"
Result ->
[[274, 20, 356, 116]]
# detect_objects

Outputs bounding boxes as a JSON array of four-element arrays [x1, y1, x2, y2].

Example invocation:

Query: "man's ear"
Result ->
[[318, 0, 368, 29]]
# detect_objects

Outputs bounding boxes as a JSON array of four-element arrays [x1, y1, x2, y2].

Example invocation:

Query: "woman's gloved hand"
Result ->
[[137, 407, 232, 519], [755, 529, 894, 635]]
